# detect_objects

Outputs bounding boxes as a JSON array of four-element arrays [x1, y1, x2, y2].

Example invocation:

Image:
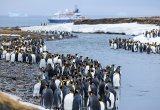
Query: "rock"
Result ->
[[11, 88, 16, 91], [74, 16, 160, 25], [0, 60, 40, 105]]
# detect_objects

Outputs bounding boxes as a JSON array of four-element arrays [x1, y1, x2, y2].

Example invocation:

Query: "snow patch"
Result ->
[[21, 23, 159, 35], [0, 34, 21, 37], [133, 34, 160, 44]]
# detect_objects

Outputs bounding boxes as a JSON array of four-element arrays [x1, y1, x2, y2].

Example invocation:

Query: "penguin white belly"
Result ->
[[60, 91, 63, 105], [21, 47, 26, 52], [53, 57, 58, 64], [107, 92, 115, 109], [43, 45, 47, 51], [126, 44, 129, 50], [33, 82, 41, 97], [64, 93, 74, 110], [55, 79, 61, 88], [103, 75, 106, 81], [47, 59, 52, 64], [100, 101, 105, 110], [147, 34, 150, 38], [59, 35, 63, 39], [40, 47, 43, 53], [113, 73, 120, 88], [31, 54, 36, 63], [6, 53, 10, 61], [85, 66, 89, 74], [26, 56, 29, 63], [39, 59, 46, 69], [52, 36, 55, 40], [88, 85, 91, 92], [115, 89, 120, 110], [151, 33, 153, 38], [47, 59, 54, 69], [151, 46, 156, 53], [72, 59, 75, 63], [57, 59, 62, 67], [42, 73, 46, 79], [111, 43, 114, 49], [91, 72, 95, 78], [2, 50, 7, 59], [113, 43, 117, 49], [134, 45, 137, 52], [18, 53, 22, 62], [10, 54, 15, 62]]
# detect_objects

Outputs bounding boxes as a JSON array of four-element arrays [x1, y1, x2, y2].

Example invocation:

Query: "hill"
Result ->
[[74, 16, 160, 25]]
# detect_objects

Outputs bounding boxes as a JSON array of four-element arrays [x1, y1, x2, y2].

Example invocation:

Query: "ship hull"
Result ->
[[48, 19, 74, 23]]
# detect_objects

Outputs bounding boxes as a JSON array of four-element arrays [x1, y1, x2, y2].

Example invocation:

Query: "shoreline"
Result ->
[[0, 28, 78, 42]]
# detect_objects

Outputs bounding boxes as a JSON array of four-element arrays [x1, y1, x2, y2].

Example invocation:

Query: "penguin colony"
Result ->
[[109, 38, 160, 54], [0, 34, 121, 110], [28, 30, 77, 40], [109, 29, 160, 54], [144, 29, 160, 38]]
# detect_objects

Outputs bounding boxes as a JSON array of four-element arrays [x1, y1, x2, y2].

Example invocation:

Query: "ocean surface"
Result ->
[[0, 15, 103, 27], [0, 16, 49, 27], [0, 15, 123, 27], [46, 33, 160, 110]]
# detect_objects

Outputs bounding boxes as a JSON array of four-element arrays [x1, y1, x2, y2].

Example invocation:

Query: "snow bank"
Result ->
[[133, 34, 160, 44], [1, 92, 46, 110], [21, 23, 159, 35], [0, 34, 21, 37]]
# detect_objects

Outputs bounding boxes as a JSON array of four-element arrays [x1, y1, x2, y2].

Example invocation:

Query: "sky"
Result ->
[[0, 0, 160, 18]]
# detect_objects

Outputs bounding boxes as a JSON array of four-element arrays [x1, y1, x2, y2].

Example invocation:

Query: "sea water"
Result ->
[[0, 16, 49, 27], [46, 33, 160, 110]]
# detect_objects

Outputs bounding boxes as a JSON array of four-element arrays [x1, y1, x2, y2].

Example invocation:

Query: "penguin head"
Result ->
[[89, 91, 96, 96], [45, 83, 49, 88], [75, 89, 79, 94]]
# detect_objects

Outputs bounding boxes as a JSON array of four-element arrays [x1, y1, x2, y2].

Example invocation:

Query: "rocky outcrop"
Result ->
[[0, 60, 41, 105], [74, 17, 160, 25]]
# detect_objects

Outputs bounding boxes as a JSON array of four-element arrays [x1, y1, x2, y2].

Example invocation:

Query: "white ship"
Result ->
[[48, 6, 86, 23]]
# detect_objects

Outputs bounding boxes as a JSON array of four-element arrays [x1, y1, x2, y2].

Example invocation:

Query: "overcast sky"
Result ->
[[0, 0, 160, 18]]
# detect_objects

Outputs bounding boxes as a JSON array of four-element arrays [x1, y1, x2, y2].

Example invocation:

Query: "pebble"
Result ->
[[0, 60, 41, 105]]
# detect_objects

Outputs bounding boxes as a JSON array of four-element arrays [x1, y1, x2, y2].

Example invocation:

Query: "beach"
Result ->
[[0, 17, 160, 110]]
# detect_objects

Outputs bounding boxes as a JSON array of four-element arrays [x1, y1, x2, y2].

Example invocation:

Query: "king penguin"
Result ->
[[72, 89, 82, 110], [64, 92, 74, 110], [113, 72, 121, 88], [33, 81, 41, 97], [53, 87, 63, 109], [41, 84, 53, 109], [40, 58, 47, 69], [5, 51, 10, 62]]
